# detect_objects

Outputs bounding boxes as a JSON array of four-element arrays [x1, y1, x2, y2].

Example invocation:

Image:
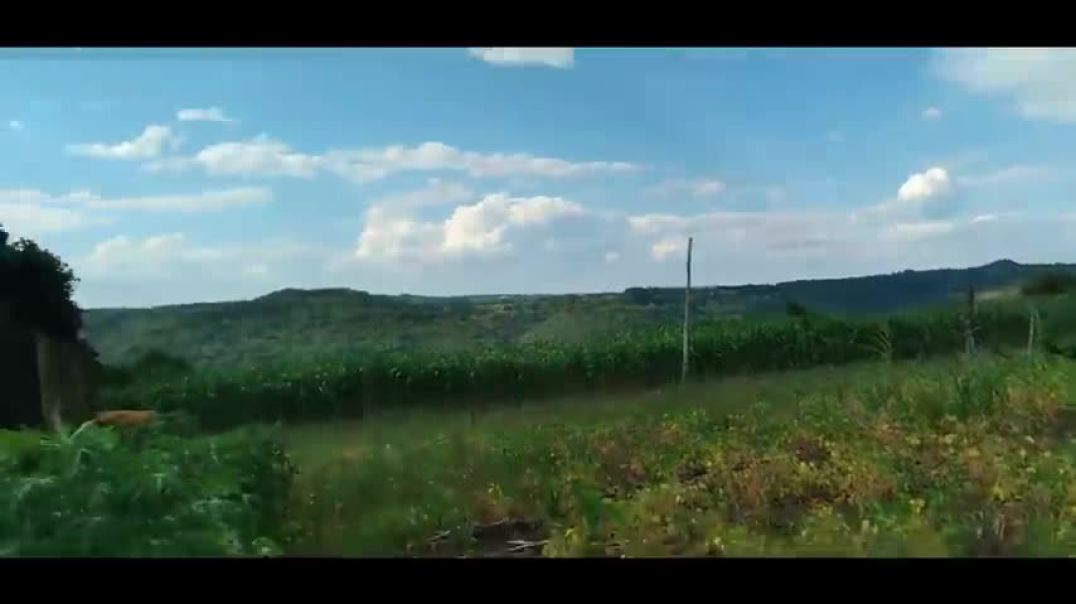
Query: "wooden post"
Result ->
[[681, 237, 693, 385], [965, 285, 977, 356], [1027, 304, 1038, 359]]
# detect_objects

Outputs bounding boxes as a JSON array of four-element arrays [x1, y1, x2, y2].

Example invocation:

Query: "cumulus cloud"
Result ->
[[852, 167, 960, 224], [177, 107, 235, 123], [0, 189, 106, 238], [934, 48, 1076, 123], [82, 232, 323, 280], [356, 191, 586, 261], [8, 120, 23, 131], [922, 107, 943, 120], [468, 48, 575, 69], [897, 167, 953, 202], [67, 124, 178, 160], [188, 136, 321, 178], [150, 137, 637, 183]]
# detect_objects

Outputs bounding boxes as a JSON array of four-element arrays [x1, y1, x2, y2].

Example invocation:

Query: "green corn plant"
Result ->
[[869, 323, 894, 364]]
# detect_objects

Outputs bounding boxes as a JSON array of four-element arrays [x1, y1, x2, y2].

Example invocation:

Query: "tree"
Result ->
[[785, 301, 811, 319], [1021, 271, 1076, 297], [0, 224, 83, 341]]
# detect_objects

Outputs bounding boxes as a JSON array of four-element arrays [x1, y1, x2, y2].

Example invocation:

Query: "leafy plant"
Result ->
[[0, 423, 295, 556]]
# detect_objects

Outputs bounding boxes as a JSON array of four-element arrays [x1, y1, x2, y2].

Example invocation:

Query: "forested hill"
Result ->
[[623, 259, 1076, 315], [82, 259, 1076, 368]]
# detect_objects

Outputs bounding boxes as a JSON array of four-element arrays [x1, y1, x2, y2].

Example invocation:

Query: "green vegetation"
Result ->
[[287, 356, 1076, 557], [101, 306, 1036, 431], [82, 259, 1076, 369], [1022, 271, 1076, 297], [0, 423, 295, 556]]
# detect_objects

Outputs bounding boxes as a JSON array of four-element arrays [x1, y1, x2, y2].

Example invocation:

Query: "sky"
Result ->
[[2, 47, 1075, 308]]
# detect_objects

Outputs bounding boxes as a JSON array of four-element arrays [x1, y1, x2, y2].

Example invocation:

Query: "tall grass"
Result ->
[[102, 309, 1034, 430]]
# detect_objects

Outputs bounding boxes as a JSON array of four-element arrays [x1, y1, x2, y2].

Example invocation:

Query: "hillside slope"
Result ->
[[82, 259, 1076, 368]]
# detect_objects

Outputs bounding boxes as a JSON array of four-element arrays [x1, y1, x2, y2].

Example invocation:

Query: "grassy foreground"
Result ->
[[286, 355, 1076, 557]]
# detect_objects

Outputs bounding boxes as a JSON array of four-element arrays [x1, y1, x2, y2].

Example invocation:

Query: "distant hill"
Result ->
[[82, 259, 1076, 368], [622, 259, 1075, 315]]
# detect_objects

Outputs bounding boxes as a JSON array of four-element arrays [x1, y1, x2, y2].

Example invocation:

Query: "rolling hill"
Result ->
[[82, 259, 1076, 368]]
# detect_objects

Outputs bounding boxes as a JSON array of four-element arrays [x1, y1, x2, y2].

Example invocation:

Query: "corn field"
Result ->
[[99, 307, 1038, 431]]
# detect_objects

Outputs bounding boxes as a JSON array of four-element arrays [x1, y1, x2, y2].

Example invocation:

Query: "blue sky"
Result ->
[[2, 47, 1075, 308]]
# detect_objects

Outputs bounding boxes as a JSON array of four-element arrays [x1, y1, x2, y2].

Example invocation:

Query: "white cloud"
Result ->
[[0, 203, 103, 237], [67, 125, 178, 160], [8, 120, 23, 131], [83, 232, 322, 279], [356, 192, 585, 261], [366, 179, 474, 219], [858, 163, 1046, 225], [84, 187, 271, 212], [958, 164, 1051, 187], [325, 142, 636, 183], [629, 210, 853, 263], [89, 233, 186, 271], [934, 48, 1076, 123], [922, 107, 943, 120], [650, 237, 688, 261], [177, 107, 235, 123], [648, 178, 727, 199], [880, 220, 957, 243], [852, 167, 959, 224], [190, 136, 322, 178], [0, 189, 112, 238], [604, 251, 621, 263], [153, 138, 637, 183], [468, 48, 575, 69], [0, 186, 271, 213], [898, 167, 953, 202]]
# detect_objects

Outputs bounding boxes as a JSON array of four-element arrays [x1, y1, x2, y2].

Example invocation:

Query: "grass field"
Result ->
[[283, 355, 1076, 557]]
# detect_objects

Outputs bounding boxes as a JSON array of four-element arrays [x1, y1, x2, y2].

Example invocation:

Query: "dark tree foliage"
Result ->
[[1021, 271, 1076, 297], [0, 224, 83, 341], [785, 301, 811, 318]]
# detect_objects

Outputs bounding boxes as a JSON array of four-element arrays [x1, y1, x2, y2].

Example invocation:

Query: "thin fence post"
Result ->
[[681, 237, 693, 386], [1027, 304, 1038, 359], [965, 285, 977, 357]]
